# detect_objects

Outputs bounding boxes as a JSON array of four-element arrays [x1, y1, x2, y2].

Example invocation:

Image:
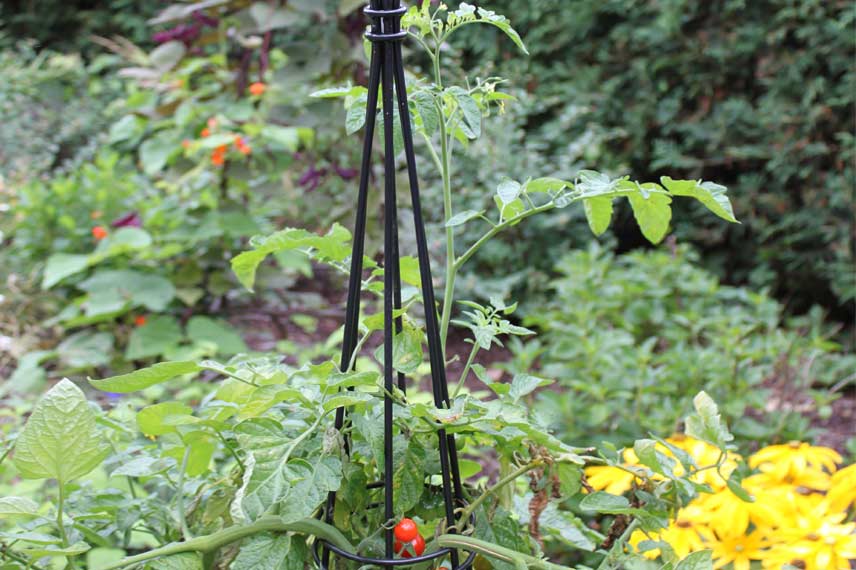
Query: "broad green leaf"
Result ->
[[526, 177, 570, 193], [186, 316, 247, 355], [676, 550, 713, 570], [232, 419, 294, 522], [144, 553, 202, 570], [446, 209, 484, 227], [148, 40, 185, 71], [0, 497, 40, 518], [232, 224, 351, 291], [625, 182, 673, 244], [397, 256, 423, 288], [393, 441, 424, 513], [583, 196, 613, 236], [496, 178, 522, 205], [310, 85, 365, 99], [139, 132, 175, 176], [661, 177, 737, 223], [232, 533, 298, 570], [345, 93, 368, 134], [125, 315, 182, 360], [508, 374, 552, 402], [110, 456, 173, 478], [13, 379, 109, 484], [411, 91, 439, 135], [249, 2, 298, 32], [79, 269, 175, 315], [447, 86, 481, 139], [165, 431, 216, 476], [42, 253, 90, 289], [281, 456, 342, 522], [137, 402, 196, 436], [90, 360, 201, 393], [374, 326, 424, 375], [57, 331, 113, 369], [633, 439, 676, 476], [579, 492, 632, 514]]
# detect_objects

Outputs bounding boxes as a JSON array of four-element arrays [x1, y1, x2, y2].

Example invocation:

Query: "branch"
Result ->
[[437, 535, 573, 570], [99, 517, 354, 570]]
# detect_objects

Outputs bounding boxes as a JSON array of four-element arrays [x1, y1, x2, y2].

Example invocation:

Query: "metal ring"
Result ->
[[365, 30, 407, 42], [313, 539, 477, 568], [312, 498, 478, 569], [363, 6, 407, 18]]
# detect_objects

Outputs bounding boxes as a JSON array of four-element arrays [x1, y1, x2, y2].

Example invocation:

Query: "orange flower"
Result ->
[[207, 117, 218, 129], [201, 127, 211, 137], [211, 145, 228, 166], [134, 315, 147, 327], [249, 82, 266, 96], [91, 226, 108, 240], [233, 136, 251, 155]]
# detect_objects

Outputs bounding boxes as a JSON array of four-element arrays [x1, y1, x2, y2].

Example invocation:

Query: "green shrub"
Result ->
[[456, 0, 856, 320], [523, 243, 854, 449]]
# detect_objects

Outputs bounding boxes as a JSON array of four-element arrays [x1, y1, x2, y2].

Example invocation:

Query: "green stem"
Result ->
[[99, 517, 354, 570], [595, 519, 640, 570], [459, 460, 543, 523], [437, 535, 572, 570], [452, 343, 480, 398], [438, 111, 456, 352], [176, 447, 193, 541], [455, 203, 556, 272]]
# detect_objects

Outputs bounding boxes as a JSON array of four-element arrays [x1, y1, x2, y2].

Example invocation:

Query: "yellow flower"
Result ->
[[586, 465, 637, 494], [746, 464, 832, 492], [585, 449, 644, 494], [709, 529, 767, 570], [750, 442, 841, 482], [701, 485, 780, 536], [763, 521, 856, 570], [825, 462, 856, 512]]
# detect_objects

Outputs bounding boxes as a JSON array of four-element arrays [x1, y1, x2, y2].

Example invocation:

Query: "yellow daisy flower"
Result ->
[[749, 442, 841, 482], [702, 485, 781, 536], [709, 529, 767, 570], [585, 449, 644, 494], [763, 521, 856, 570], [825, 462, 856, 512]]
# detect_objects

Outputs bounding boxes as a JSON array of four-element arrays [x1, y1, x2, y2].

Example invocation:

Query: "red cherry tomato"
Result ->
[[394, 518, 418, 542], [394, 533, 425, 558]]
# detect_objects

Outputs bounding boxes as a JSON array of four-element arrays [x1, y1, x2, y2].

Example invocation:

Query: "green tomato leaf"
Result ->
[[579, 492, 633, 514], [661, 177, 737, 223], [393, 440, 424, 514], [89, 360, 201, 393], [137, 402, 196, 436], [583, 196, 613, 236], [675, 550, 713, 570], [13, 379, 109, 484], [445, 209, 485, 227], [625, 182, 673, 244], [685, 391, 734, 449]]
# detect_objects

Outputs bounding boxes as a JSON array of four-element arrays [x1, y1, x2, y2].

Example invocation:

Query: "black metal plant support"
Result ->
[[313, 0, 475, 568]]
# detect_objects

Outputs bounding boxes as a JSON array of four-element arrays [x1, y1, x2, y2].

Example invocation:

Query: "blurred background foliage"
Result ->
[[0, 0, 852, 456]]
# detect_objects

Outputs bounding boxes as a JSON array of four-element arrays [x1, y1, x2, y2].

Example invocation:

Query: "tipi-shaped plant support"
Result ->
[[313, 0, 474, 568]]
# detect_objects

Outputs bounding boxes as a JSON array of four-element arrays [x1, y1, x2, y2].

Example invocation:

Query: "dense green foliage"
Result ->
[[523, 244, 855, 449], [454, 0, 855, 320]]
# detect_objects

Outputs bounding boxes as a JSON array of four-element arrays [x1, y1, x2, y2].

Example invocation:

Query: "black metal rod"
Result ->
[[389, 10, 462, 567], [321, 3, 383, 565], [380, 0, 398, 557]]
